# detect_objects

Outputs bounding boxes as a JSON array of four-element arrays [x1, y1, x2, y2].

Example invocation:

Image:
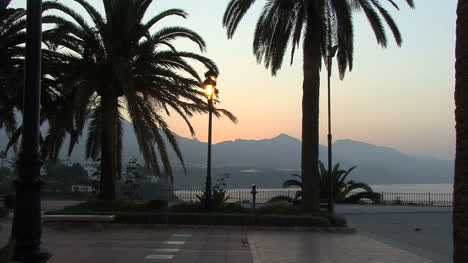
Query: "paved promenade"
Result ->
[[0, 222, 433, 263], [0, 201, 444, 262]]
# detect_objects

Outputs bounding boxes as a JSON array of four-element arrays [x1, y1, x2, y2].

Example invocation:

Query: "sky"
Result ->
[[10, 0, 457, 160]]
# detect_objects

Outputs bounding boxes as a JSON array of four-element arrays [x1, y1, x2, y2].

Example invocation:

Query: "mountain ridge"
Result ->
[[0, 122, 453, 187]]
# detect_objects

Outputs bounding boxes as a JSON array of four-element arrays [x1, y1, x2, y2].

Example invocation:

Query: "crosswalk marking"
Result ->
[[152, 248, 180, 253], [143, 231, 192, 262], [145, 255, 174, 260], [162, 241, 185, 245], [173, 234, 192, 237]]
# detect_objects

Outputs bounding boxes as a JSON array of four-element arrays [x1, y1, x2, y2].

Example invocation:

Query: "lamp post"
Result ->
[[11, 0, 51, 261], [327, 45, 338, 214], [203, 70, 218, 210]]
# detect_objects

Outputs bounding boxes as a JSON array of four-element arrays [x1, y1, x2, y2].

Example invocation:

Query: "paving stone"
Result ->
[[248, 231, 433, 263]]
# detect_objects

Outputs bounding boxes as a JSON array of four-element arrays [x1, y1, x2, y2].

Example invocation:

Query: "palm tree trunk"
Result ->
[[99, 94, 118, 200], [454, 1, 468, 261], [301, 0, 322, 209]]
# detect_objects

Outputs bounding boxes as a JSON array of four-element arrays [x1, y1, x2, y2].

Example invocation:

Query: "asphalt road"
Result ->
[[336, 204, 452, 263]]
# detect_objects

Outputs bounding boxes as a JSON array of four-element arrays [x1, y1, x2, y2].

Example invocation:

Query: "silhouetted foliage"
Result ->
[[42, 0, 236, 200], [42, 161, 91, 192], [271, 161, 380, 204], [454, 1, 468, 261]]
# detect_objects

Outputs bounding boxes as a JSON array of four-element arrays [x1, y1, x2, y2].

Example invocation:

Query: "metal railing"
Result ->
[[171, 189, 453, 207], [356, 192, 453, 207], [173, 188, 298, 204]]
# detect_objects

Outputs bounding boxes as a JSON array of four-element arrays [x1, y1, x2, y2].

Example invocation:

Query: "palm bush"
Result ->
[[271, 161, 381, 204], [318, 161, 381, 203]]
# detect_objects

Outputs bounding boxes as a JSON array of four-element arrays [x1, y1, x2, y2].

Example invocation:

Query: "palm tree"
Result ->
[[43, 0, 236, 200], [318, 161, 381, 203], [223, 0, 413, 208], [454, 1, 468, 261], [272, 161, 380, 204], [0, 151, 5, 167], [0, 1, 72, 157], [0, 1, 25, 142]]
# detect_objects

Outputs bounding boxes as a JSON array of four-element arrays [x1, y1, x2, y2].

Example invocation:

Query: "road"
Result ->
[[336, 204, 452, 263]]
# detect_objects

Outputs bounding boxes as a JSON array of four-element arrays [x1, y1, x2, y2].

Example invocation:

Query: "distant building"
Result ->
[[71, 185, 93, 193], [83, 161, 99, 179]]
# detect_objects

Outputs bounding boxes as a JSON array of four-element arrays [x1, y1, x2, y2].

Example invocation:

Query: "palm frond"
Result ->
[[223, 0, 256, 38], [370, 0, 402, 46], [344, 191, 382, 203], [282, 179, 302, 188], [144, 9, 187, 33]]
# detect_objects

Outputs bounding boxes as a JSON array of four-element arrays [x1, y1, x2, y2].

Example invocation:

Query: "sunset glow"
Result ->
[[9, 0, 456, 160]]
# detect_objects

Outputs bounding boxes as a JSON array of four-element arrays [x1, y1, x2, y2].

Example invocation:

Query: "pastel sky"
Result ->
[[10, 0, 457, 160]]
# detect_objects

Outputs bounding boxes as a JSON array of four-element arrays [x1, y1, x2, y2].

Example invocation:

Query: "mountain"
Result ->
[[0, 119, 453, 188]]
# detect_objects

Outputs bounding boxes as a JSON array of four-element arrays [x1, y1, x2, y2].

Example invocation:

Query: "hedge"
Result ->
[[44, 211, 336, 227]]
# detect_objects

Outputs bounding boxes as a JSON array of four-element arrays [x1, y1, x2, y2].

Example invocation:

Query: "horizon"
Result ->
[[9, 0, 457, 160], [172, 130, 454, 162]]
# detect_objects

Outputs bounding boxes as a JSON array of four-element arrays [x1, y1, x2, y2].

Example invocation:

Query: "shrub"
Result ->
[[169, 203, 202, 213], [116, 213, 152, 224], [220, 203, 249, 213], [196, 174, 231, 211], [0, 207, 7, 218], [169, 202, 248, 214], [254, 203, 329, 217], [0, 241, 14, 263], [330, 215, 347, 226]]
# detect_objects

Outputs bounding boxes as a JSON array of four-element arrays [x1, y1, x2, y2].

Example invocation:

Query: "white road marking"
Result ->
[[162, 241, 185, 245], [152, 248, 180, 253], [145, 254, 174, 260]]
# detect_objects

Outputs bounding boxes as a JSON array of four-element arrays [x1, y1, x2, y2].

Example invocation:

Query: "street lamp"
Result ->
[[11, 0, 51, 261], [327, 45, 338, 214], [203, 70, 218, 210]]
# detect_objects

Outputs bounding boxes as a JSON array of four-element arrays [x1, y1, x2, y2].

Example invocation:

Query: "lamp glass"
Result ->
[[205, 84, 214, 99]]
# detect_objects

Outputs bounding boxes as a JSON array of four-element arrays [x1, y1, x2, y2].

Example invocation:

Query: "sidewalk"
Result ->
[[0, 221, 434, 263]]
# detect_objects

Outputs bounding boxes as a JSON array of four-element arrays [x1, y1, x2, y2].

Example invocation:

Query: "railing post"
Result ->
[[251, 184, 257, 209]]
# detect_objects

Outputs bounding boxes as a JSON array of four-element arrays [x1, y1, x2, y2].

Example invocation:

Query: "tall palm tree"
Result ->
[[43, 0, 236, 200], [454, 1, 468, 261], [223, 0, 413, 208]]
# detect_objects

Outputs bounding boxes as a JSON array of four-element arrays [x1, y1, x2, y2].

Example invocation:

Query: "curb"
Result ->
[[43, 222, 355, 233]]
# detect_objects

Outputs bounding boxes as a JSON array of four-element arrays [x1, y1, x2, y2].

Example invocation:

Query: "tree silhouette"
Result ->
[[43, 0, 236, 199], [454, 1, 468, 261], [223, 0, 413, 208]]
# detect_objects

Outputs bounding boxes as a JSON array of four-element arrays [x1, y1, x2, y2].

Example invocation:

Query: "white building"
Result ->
[[71, 185, 93, 193]]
